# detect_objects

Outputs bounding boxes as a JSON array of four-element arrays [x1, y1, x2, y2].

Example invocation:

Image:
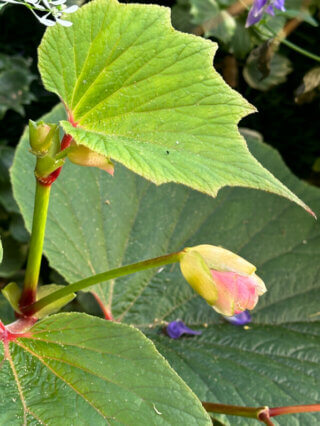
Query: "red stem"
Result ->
[[269, 404, 320, 417], [18, 289, 37, 311], [91, 292, 114, 321], [258, 412, 274, 426], [202, 401, 320, 425]]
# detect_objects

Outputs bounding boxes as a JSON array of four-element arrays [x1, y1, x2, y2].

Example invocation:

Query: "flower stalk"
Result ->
[[202, 402, 269, 420], [22, 252, 182, 316]]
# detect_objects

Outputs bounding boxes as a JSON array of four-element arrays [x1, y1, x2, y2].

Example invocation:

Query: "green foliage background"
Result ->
[[0, 0, 319, 424]]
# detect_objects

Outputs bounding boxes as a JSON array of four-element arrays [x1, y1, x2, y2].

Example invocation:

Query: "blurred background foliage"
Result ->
[[0, 0, 319, 310]]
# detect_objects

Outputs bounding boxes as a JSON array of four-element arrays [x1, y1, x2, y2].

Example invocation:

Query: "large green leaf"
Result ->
[[11, 105, 320, 423], [11, 105, 320, 323], [0, 313, 210, 425], [38, 0, 309, 211], [149, 322, 320, 426]]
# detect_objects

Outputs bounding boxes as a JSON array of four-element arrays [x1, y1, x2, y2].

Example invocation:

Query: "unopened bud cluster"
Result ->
[[29, 120, 114, 185], [29, 120, 65, 184]]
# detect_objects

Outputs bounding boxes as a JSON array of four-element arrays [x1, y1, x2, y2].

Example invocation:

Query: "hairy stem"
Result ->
[[19, 181, 51, 309], [23, 252, 182, 315]]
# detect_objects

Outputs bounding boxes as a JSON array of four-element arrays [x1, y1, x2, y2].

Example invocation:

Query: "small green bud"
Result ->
[[29, 120, 60, 156], [29, 120, 65, 180]]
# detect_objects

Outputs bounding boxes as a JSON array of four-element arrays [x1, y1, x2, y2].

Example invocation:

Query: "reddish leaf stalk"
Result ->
[[202, 402, 320, 425], [91, 292, 114, 321], [0, 318, 37, 343], [258, 412, 275, 426], [67, 110, 78, 128], [269, 404, 320, 417]]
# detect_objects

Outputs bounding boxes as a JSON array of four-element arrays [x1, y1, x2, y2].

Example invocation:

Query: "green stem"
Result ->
[[281, 39, 320, 63], [23, 252, 182, 315], [202, 402, 269, 421], [255, 23, 320, 63], [19, 181, 51, 308], [54, 146, 72, 160]]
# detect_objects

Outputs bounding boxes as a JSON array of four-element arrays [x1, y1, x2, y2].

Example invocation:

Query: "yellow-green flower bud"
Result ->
[[180, 245, 266, 316], [68, 142, 114, 175]]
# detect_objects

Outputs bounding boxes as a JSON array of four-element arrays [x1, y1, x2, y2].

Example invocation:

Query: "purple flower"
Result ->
[[224, 310, 252, 326], [245, 0, 285, 27], [165, 321, 202, 339]]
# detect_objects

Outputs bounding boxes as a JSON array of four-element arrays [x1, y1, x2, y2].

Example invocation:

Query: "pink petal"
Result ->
[[211, 270, 259, 316]]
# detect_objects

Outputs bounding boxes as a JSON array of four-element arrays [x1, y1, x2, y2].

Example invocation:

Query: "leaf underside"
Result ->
[[39, 0, 309, 211], [10, 104, 320, 424]]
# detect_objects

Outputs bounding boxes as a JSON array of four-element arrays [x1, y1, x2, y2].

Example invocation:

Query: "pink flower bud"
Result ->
[[180, 245, 266, 316]]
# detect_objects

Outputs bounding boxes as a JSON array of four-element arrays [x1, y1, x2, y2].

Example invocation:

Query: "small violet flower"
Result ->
[[224, 310, 252, 326], [245, 0, 286, 27], [179, 245, 266, 317], [166, 321, 202, 339]]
